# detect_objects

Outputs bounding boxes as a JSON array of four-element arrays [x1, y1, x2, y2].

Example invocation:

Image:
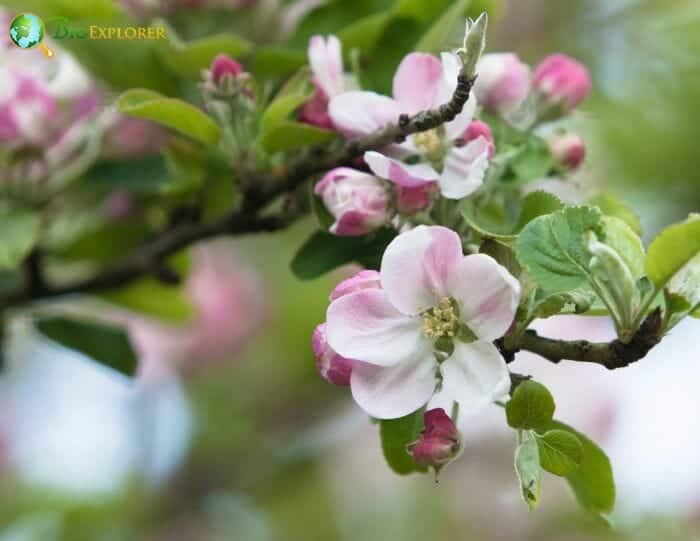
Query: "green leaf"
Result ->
[[260, 95, 310, 136], [515, 191, 564, 231], [692, 305, 700, 318], [392, 0, 451, 23], [251, 47, 307, 79], [160, 33, 252, 79], [515, 435, 541, 510], [588, 193, 642, 236], [600, 216, 645, 280], [414, 0, 470, 54], [506, 380, 555, 431], [531, 288, 596, 319], [516, 206, 602, 293], [291, 229, 396, 280], [547, 420, 615, 518], [337, 12, 393, 55], [380, 409, 427, 475], [117, 89, 221, 145], [479, 239, 520, 277], [36, 317, 138, 377], [260, 122, 336, 154], [536, 429, 583, 476], [645, 216, 700, 289], [7, 0, 119, 20], [508, 135, 554, 184], [0, 208, 40, 270], [461, 200, 517, 243]]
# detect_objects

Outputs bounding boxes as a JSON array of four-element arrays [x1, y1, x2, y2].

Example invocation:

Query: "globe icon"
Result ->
[[9, 13, 45, 50]]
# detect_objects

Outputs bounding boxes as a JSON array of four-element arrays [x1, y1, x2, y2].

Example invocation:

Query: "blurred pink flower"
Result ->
[[102, 114, 168, 160], [533, 54, 592, 113], [128, 239, 266, 377], [549, 132, 586, 170], [474, 53, 531, 114]]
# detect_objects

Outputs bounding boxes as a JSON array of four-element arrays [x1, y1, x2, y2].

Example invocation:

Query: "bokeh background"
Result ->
[[0, 0, 699, 539]]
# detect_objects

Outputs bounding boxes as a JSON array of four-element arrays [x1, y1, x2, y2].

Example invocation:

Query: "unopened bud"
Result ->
[[549, 133, 586, 170], [407, 408, 461, 472], [211, 53, 244, 85], [533, 54, 592, 115], [474, 53, 530, 114], [462, 120, 495, 158], [312, 323, 354, 386]]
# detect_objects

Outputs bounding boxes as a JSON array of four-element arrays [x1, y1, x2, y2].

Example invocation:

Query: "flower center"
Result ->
[[422, 297, 459, 339], [412, 129, 445, 165]]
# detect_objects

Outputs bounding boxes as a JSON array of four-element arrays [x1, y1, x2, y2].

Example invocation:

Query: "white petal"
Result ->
[[392, 52, 443, 114], [351, 356, 437, 419], [447, 254, 521, 341], [309, 35, 344, 98], [438, 138, 490, 200], [364, 151, 439, 187], [445, 94, 477, 141], [326, 289, 430, 366], [380, 225, 464, 315], [440, 341, 511, 414], [328, 91, 400, 137]]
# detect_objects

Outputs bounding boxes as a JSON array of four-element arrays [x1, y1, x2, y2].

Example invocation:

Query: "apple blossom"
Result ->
[[211, 53, 244, 84], [325, 225, 520, 419], [462, 120, 495, 158], [314, 167, 392, 236], [312, 323, 354, 386], [407, 408, 461, 470], [549, 133, 586, 170], [473, 53, 530, 114], [330, 52, 490, 200], [533, 54, 592, 113]]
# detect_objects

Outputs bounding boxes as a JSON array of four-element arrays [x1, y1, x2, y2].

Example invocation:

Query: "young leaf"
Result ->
[[547, 421, 615, 518], [117, 89, 221, 145], [516, 206, 602, 293], [588, 193, 642, 235], [0, 208, 40, 270], [506, 380, 555, 431], [291, 229, 396, 280], [36, 317, 138, 377], [260, 122, 336, 154], [380, 409, 427, 475], [515, 435, 541, 510], [515, 191, 564, 231], [645, 216, 700, 289], [536, 429, 583, 476], [600, 216, 645, 280]]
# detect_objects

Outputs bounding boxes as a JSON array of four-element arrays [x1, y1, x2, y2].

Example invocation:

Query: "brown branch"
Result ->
[[506, 309, 663, 370]]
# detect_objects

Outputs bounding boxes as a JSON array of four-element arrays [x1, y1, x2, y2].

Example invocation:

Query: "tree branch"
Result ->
[[1, 72, 477, 309], [505, 309, 663, 370]]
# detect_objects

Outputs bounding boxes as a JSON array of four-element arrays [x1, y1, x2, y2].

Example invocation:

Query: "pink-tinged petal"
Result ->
[[330, 270, 381, 301], [309, 35, 344, 98], [329, 91, 400, 138], [447, 254, 521, 341], [380, 225, 464, 315], [435, 52, 462, 105], [312, 323, 354, 386], [444, 94, 477, 141], [350, 356, 437, 419], [392, 53, 443, 114], [396, 183, 436, 214], [439, 341, 511, 414], [438, 138, 490, 200], [326, 289, 429, 366], [364, 151, 439, 188], [298, 88, 334, 130]]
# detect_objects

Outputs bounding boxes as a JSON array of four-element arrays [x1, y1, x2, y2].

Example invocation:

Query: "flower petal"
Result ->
[[351, 355, 437, 419], [329, 91, 400, 138], [444, 94, 477, 141], [393, 53, 443, 114], [439, 341, 511, 414], [436, 53, 477, 140], [381, 225, 464, 315], [308, 35, 344, 98], [438, 137, 490, 200], [447, 253, 521, 341], [326, 289, 429, 366], [364, 151, 439, 188]]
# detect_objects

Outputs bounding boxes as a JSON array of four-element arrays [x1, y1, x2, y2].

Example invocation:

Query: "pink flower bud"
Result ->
[[211, 54, 244, 85], [533, 54, 592, 113], [299, 88, 333, 130], [462, 120, 495, 158], [474, 53, 530, 114], [408, 408, 460, 470], [549, 133, 586, 170], [315, 168, 391, 236], [395, 184, 436, 214], [312, 323, 353, 386], [330, 270, 381, 301]]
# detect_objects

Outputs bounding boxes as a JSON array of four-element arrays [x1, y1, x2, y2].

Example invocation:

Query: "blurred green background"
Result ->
[[1, 0, 699, 539]]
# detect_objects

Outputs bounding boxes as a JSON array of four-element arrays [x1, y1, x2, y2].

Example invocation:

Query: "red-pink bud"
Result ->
[[312, 323, 353, 386], [408, 408, 460, 470], [211, 54, 243, 84], [550, 133, 586, 170], [299, 88, 334, 130], [474, 53, 530, 114], [462, 120, 495, 158], [533, 54, 592, 113]]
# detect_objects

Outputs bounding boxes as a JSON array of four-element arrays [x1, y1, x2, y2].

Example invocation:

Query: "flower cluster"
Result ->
[[300, 32, 592, 237]]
